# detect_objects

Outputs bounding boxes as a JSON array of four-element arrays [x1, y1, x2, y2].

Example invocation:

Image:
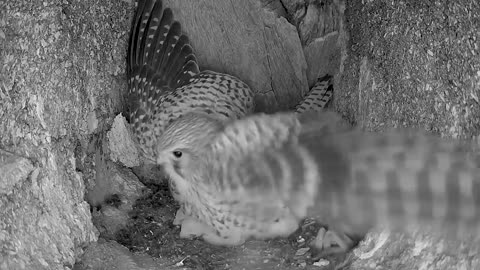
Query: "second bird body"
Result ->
[[155, 111, 480, 246]]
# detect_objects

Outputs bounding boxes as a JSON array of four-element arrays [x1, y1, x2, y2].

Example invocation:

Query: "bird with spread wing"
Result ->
[[126, 0, 255, 163], [126, 0, 255, 219], [126, 0, 480, 254]]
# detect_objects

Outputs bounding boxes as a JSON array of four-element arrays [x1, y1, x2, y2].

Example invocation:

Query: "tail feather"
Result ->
[[295, 74, 334, 113]]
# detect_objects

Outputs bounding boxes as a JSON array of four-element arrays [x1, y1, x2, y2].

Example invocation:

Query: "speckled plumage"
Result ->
[[295, 74, 333, 113], [127, 0, 255, 162], [155, 110, 480, 247]]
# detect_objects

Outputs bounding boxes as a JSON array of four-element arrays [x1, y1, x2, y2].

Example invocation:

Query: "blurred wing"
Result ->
[[315, 127, 480, 237], [207, 111, 480, 238], [127, 0, 200, 157], [205, 111, 349, 218]]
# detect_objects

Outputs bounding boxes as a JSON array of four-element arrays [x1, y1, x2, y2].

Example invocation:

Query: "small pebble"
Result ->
[[295, 247, 310, 256]]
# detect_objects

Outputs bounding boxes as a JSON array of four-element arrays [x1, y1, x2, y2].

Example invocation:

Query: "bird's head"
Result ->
[[155, 112, 222, 181]]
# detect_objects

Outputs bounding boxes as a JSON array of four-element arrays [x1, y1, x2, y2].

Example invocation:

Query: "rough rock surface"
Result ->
[[337, 0, 480, 137], [0, 150, 34, 195], [1, 0, 131, 269], [107, 114, 140, 168], [334, 0, 480, 269]]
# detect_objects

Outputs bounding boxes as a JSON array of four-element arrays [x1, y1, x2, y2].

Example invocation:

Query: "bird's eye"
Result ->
[[172, 151, 182, 158]]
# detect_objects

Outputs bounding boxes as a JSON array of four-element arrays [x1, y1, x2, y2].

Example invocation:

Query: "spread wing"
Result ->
[[127, 0, 199, 158], [205, 111, 480, 238], [127, 0, 256, 162]]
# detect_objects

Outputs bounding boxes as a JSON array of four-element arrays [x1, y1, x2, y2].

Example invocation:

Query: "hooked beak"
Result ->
[[156, 155, 168, 166], [154, 155, 172, 181]]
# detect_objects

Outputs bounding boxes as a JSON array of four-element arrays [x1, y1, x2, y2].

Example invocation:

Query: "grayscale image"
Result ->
[[1, 0, 479, 269]]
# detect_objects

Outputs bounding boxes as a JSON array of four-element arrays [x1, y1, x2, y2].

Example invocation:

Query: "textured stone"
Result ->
[[334, 0, 480, 268], [0, 0, 130, 268], [107, 114, 140, 168], [0, 149, 34, 195], [304, 31, 341, 87]]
